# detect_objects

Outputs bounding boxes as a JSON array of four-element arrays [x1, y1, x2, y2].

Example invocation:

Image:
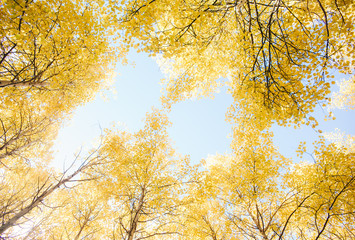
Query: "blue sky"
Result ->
[[52, 50, 355, 168]]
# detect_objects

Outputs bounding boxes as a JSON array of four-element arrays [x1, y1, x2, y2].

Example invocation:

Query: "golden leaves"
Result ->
[[1, 0, 354, 238], [117, 0, 354, 133], [0, 0, 122, 167]]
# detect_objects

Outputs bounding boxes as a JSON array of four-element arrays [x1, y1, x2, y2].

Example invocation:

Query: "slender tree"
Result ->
[[0, 148, 104, 238], [88, 110, 190, 240]]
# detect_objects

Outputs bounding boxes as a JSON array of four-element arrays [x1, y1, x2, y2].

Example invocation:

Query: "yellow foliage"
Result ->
[[1, 1, 354, 239], [84, 110, 191, 239], [0, 0, 121, 166], [284, 138, 355, 239], [116, 0, 355, 129], [331, 75, 355, 110]]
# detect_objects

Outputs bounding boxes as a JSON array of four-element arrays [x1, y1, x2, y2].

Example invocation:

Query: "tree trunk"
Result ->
[[127, 189, 145, 240]]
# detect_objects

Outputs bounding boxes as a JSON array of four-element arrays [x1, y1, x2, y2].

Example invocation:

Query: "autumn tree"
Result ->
[[82, 110, 191, 240], [0, 105, 57, 168], [114, 0, 354, 131], [179, 176, 232, 240], [0, 0, 121, 166], [181, 131, 290, 239], [0, 148, 105, 239], [23, 182, 106, 240], [179, 131, 355, 239], [284, 137, 355, 239], [0, 0, 125, 237], [1, 0, 117, 90]]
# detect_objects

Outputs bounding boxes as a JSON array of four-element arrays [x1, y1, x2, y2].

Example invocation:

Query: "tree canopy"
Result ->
[[117, 0, 354, 129], [0, 0, 354, 239], [1, 0, 120, 166]]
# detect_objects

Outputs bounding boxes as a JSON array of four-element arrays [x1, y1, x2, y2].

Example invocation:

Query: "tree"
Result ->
[[0, 148, 104, 238], [115, 0, 354, 130], [23, 183, 105, 240], [178, 165, 232, 240], [284, 137, 355, 239], [193, 131, 291, 240], [68, 110, 191, 240], [180, 198, 230, 240], [1, 0, 117, 90], [0, 105, 56, 167], [180, 131, 355, 239], [0, 0, 120, 166]]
